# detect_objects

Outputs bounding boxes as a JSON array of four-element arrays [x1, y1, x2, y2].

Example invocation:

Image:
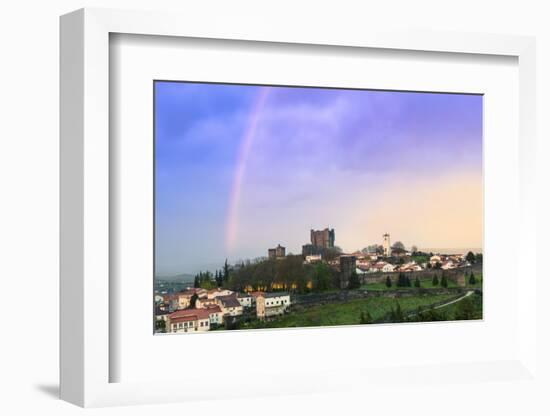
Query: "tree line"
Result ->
[[191, 255, 345, 294]]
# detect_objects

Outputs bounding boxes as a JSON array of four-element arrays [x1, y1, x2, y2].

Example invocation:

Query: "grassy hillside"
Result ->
[[243, 293, 460, 329]]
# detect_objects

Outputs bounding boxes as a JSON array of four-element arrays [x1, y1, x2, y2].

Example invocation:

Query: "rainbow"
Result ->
[[224, 87, 270, 253]]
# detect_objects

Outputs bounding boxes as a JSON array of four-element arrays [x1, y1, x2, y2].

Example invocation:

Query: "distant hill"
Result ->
[[155, 273, 195, 283]]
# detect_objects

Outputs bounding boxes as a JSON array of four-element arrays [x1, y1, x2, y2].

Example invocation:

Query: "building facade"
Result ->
[[268, 244, 286, 259], [310, 228, 335, 248], [216, 295, 244, 317], [253, 292, 291, 319], [237, 293, 253, 308], [167, 309, 211, 333]]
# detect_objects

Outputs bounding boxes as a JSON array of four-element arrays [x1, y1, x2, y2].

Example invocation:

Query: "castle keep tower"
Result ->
[[383, 233, 391, 257], [268, 244, 286, 259], [310, 228, 335, 249]]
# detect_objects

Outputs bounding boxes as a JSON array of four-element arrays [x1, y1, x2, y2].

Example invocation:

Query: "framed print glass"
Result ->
[[153, 81, 483, 335]]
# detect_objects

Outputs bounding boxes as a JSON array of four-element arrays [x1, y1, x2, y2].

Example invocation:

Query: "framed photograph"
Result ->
[[60, 8, 538, 408], [153, 80, 484, 335]]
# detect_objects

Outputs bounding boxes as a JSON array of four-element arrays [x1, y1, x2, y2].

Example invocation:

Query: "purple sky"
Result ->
[[155, 82, 482, 275]]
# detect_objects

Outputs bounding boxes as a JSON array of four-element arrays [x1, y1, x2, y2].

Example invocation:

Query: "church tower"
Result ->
[[383, 233, 391, 257]]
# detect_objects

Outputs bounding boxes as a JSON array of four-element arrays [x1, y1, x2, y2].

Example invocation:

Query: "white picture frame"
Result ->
[[60, 7, 538, 408]]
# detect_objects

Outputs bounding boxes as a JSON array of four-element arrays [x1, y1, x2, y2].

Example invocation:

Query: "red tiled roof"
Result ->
[[169, 308, 210, 321], [171, 315, 200, 324], [204, 305, 222, 313]]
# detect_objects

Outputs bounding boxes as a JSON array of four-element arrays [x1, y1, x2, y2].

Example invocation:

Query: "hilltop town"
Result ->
[[155, 228, 483, 333]]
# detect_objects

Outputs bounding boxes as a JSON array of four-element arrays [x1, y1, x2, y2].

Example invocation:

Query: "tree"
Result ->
[[390, 302, 405, 323], [434, 261, 442, 269], [455, 297, 475, 320], [385, 276, 392, 288], [392, 241, 405, 250], [466, 251, 476, 264], [441, 274, 448, 288], [469, 272, 476, 285], [215, 270, 223, 287], [475, 253, 483, 264], [223, 259, 230, 284], [362, 245, 383, 255], [391, 241, 407, 256], [224, 317, 241, 330], [190, 293, 198, 308], [414, 277, 421, 288], [193, 275, 200, 288], [411, 245, 418, 254], [348, 271, 361, 290], [313, 263, 332, 292], [155, 319, 166, 332], [397, 273, 411, 287], [415, 307, 445, 322], [432, 275, 439, 286], [360, 310, 373, 324]]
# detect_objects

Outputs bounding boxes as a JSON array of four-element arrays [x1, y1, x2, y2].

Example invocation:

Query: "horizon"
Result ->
[[155, 240, 484, 278], [155, 82, 483, 276]]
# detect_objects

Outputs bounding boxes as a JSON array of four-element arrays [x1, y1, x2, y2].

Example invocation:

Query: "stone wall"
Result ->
[[360, 263, 482, 285], [291, 287, 473, 309]]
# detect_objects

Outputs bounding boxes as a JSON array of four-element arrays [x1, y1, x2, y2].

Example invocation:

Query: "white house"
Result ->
[[167, 308, 210, 333], [399, 261, 423, 272], [237, 293, 253, 308], [429, 255, 442, 265], [204, 305, 224, 325], [305, 254, 322, 264], [254, 292, 291, 319], [368, 262, 396, 273], [441, 261, 456, 270], [207, 288, 234, 299], [216, 295, 244, 316], [356, 267, 368, 276], [195, 297, 218, 309]]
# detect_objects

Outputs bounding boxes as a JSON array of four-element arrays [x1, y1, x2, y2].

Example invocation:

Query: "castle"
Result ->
[[302, 228, 335, 256], [268, 244, 286, 259]]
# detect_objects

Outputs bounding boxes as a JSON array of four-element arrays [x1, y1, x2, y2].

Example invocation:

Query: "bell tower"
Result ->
[[383, 233, 391, 257]]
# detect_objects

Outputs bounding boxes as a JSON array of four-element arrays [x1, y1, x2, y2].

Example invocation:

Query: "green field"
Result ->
[[432, 292, 483, 320], [242, 293, 462, 329]]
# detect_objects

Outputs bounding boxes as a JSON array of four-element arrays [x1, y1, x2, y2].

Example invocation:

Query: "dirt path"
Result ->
[[433, 290, 474, 310], [404, 290, 475, 319]]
